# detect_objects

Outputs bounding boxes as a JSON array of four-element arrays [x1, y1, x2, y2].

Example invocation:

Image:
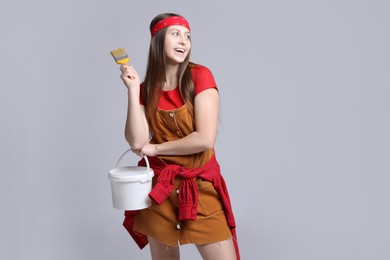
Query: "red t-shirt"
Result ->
[[140, 65, 217, 110]]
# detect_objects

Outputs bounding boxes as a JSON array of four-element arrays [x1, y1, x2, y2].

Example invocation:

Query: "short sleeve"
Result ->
[[192, 65, 218, 95]]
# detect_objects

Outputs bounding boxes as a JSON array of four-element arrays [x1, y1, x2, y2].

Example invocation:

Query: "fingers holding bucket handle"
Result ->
[[131, 148, 144, 157], [115, 149, 151, 174]]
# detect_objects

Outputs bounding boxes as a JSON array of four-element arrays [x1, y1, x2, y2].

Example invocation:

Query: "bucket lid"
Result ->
[[108, 166, 154, 183]]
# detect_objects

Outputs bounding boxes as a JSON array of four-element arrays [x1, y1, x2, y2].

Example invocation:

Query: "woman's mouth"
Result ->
[[174, 48, 185, 53]]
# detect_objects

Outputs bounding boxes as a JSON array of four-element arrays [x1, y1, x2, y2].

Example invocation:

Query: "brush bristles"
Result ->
[[110, 48, 127, 57], [110, 48, 129, 64]]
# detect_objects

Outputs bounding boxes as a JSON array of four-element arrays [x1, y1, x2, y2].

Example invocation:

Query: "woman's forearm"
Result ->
[[154, 131, 215, 155], [124, 88, 149, 149]]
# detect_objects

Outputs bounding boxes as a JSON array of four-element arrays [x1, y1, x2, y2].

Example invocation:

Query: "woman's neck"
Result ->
[[164, 63, 179, 90]]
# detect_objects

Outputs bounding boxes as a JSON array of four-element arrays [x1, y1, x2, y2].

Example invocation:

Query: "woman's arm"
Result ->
[[141, 88, 219, 156], [124, 90, 149, 149], [120, 64, 149, 149]]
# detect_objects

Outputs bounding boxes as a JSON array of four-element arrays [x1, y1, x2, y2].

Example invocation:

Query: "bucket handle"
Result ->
[[115, 149, 152, 179]]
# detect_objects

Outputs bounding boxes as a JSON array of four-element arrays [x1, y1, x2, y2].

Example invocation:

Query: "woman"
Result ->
[[119, 13, 239, 260]]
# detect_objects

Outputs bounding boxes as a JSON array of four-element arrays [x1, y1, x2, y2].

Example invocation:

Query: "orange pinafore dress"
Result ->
[[133, 104, 232, 246], [133, 65, 232, 246]]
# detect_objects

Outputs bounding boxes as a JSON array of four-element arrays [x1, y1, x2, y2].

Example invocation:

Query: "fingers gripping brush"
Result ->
[[110, 48, 135, 79]]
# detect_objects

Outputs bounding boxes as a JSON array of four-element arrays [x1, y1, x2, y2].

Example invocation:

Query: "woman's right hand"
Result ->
[[120, 64, 140, 89]]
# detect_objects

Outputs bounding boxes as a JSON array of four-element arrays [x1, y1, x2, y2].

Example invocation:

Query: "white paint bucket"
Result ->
[[108, 150, 154, 210]]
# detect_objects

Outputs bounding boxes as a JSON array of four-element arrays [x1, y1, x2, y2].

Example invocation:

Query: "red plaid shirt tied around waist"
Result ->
[[123, 155, 240, 259]]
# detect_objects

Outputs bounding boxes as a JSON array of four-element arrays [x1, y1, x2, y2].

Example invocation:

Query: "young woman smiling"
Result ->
[[119, 13, 239, 260]]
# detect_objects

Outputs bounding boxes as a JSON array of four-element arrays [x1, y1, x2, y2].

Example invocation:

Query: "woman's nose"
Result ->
[[178, 35, 186, 45]]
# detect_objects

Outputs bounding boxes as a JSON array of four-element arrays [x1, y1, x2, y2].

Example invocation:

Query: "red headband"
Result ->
[[150, 16, 191, 37]]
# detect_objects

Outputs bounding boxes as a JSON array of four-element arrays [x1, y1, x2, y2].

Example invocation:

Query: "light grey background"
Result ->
[[1, 0, 389, 259]]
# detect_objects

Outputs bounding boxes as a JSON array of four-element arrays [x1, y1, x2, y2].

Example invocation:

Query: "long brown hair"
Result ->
[[142, 13, 195, 128]]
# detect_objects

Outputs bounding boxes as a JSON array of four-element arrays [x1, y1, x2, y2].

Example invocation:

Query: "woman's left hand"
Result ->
[[141, 143, 159, 157], [130, 148, 143, 157]]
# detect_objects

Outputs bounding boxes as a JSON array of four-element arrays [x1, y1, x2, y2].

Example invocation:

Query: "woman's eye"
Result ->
[[186, 35, 191, 40], [172, 32, 179, 36]]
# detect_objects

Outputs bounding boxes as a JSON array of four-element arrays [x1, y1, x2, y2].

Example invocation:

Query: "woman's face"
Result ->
[[163, 25, 191, 65]]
